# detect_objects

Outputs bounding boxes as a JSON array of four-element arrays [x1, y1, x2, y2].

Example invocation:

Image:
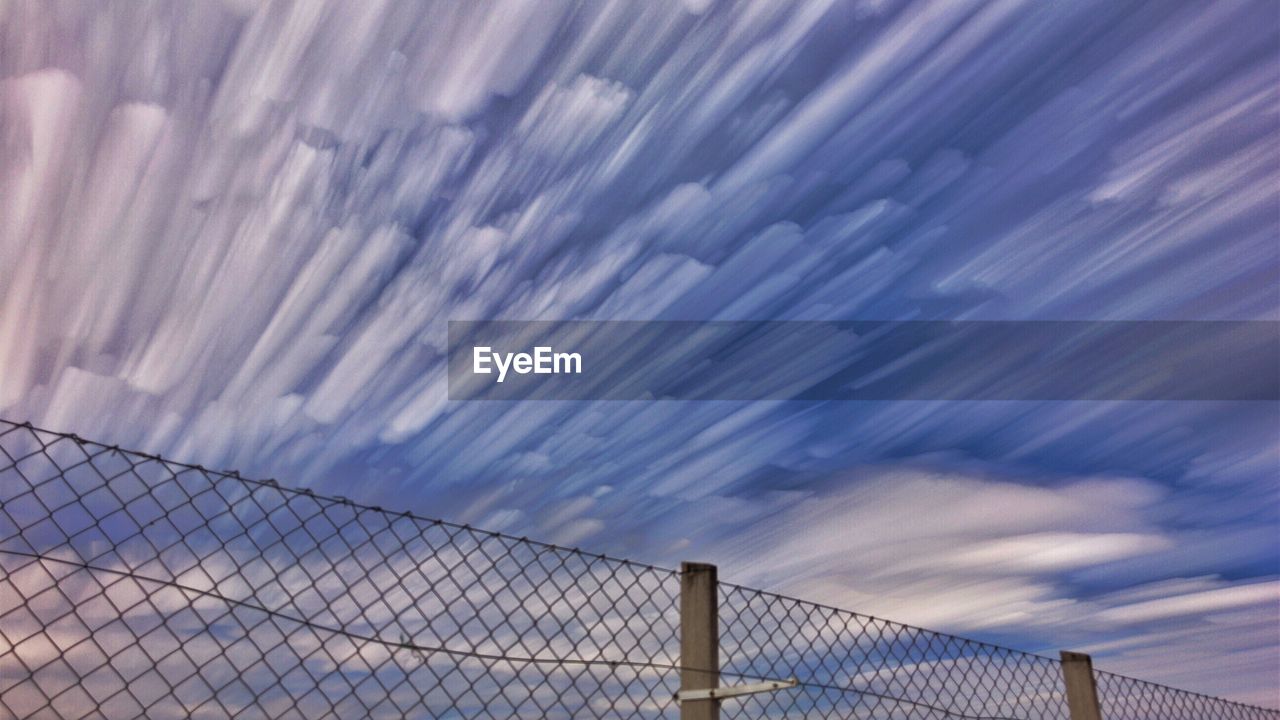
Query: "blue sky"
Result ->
[[1, 0, 1277, 705]]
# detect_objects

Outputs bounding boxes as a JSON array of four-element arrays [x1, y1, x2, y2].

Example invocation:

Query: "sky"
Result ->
[[1, 0, 1277, 706]]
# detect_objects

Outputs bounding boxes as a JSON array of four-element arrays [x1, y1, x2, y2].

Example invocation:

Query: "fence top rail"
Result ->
[[0, 417, 678, 576], [2, 415, 1275, 715]]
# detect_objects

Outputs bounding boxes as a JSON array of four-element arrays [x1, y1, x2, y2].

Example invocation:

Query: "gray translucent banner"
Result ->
[[447, 321, 1278, 401]]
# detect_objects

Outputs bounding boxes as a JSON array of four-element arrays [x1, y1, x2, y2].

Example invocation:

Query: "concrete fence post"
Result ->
[[1060, 651, 1104, 720], [680, 562, 719, 720]]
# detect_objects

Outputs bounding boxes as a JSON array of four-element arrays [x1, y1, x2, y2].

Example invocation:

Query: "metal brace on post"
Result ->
[[679, 562, 798, 717], [674, 677, 800, 705]]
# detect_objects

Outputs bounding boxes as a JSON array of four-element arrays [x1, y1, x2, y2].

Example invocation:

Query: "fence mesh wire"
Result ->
[[1094, 671, 1279, 720], [0, 418, 1275, 719], [718, 585, 1070, 719]]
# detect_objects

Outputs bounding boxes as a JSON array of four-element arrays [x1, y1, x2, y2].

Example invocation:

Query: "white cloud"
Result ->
[[693, 467, 1279, 701]]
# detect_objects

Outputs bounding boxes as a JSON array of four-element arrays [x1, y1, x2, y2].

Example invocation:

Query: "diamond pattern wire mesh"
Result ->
[[717, 584, 1071, 719], [1, 418, 1276, 719], [0, 420, 680, 719], [1095, 671, 1280, 720]]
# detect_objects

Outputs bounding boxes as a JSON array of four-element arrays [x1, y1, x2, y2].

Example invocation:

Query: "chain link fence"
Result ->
[[0, 418, 1276, 719], [718, 584, 1071, 719], [1094, 671, 1276, 720]]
